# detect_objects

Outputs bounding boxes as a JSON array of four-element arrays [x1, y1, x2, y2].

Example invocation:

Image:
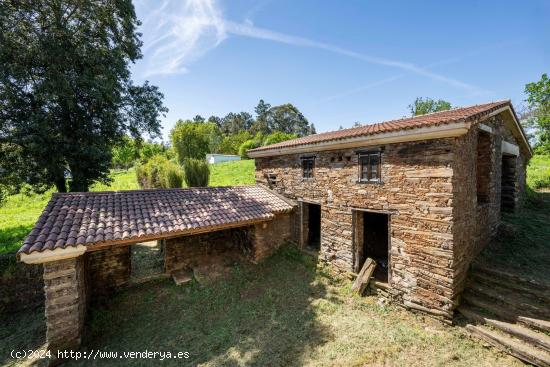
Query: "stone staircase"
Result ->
[[458, 265, 550, 367]]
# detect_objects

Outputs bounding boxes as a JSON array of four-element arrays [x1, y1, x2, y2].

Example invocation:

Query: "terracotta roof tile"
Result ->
[[249, 100, 510, 154], [18, 185, 294, 255]]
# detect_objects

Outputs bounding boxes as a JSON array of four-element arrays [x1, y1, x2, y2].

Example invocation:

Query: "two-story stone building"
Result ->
[[248, 100, 532, 319]]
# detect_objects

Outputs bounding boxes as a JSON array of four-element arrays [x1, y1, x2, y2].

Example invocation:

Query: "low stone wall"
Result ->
[[87, 246, 131, 300], [0, 253, 43, 314]]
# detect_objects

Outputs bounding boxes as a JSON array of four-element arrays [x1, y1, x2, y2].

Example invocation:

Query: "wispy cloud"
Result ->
[[134, 0, 483, 94]]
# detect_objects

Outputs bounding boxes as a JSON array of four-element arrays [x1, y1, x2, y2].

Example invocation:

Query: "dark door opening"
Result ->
[[357, 211, 389, 282], [501, 155, 516, 213], [306, 203, 321, 251]]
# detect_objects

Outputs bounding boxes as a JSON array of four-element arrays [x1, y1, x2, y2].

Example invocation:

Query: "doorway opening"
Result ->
[[131, 240, 165, 283], [501, 155, 517, 213], [355, 210, 389, 282], [303, 202, 321, 251]]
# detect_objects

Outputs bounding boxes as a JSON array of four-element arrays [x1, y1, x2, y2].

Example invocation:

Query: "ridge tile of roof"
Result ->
[[249, 100, 511, 153], [18, 185, 295, 255]]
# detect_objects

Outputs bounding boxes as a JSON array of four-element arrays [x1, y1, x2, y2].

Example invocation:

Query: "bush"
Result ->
[[183, 158, 210, 187], [136, 155, 183, 189], [527, 154, 550, 190], [238, 139, 260, 159], [263, 131, 298, 146]]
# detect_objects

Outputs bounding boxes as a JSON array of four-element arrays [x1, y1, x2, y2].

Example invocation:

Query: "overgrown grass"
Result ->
[[0, 160, 255, 254], [44, 246, 517, 367], [477, 191, 550, 284], [209, 159, 255, 186], [527, 154, 550, 189]]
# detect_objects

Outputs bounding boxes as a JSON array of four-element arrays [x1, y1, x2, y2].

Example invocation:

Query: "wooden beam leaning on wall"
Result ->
[[351, 258, 377, 295]]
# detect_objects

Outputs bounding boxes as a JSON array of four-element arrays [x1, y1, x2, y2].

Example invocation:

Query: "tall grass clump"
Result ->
[[136, 155, 183, 189], [182, 158, 210, 187]]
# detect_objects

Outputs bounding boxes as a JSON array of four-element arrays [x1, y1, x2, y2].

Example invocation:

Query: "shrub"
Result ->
[[163, 164, 184, 188], [183, 158, 210, 187], [136, 155, 183, 189], [238, 139, 260, 159], [527, 154, 550, 190], [263, 131, 298, 146]]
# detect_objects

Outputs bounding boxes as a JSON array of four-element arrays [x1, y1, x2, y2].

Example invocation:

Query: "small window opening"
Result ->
[[358, 152, 381, 183], [266, 173, 277, 187], [302, 157, 315, 178], [476, 131, 491, 204]]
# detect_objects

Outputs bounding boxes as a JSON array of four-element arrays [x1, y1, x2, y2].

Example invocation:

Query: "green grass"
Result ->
[[1, 247, 520, 367], [0, 160, 256, 255], [527, 154, 550, 190]]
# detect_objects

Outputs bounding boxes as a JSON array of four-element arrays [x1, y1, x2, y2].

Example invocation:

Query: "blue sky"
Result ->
[[132, 0, 549, 141]]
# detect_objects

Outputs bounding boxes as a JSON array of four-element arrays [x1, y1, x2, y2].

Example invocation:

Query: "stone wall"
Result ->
[[256, 138, 457, 317], [252, 213, 293, 262], [87, 246, 130, 300], [43, 257, 87, 352], [164, 227, 254, 274], [452, 115, 528, 298], [0, 254, 43, 313]]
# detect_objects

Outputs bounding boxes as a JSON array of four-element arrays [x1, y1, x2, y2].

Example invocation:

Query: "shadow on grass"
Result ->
[[0, 225, 32, 255], [476, 191, 550, 285], [72, 246, 335, 366], [0, 309, 46, 367]]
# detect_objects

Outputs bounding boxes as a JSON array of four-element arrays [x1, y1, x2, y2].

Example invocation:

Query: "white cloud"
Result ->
[[134, 0, 483, 94]]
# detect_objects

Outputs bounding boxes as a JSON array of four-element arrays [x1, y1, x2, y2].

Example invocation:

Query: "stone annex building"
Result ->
[[17, 100, 531, 353], [248, 100, 532, 319]]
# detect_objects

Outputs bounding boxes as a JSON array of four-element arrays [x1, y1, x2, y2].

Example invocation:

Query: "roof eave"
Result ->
[[248, 121, 471, 158]]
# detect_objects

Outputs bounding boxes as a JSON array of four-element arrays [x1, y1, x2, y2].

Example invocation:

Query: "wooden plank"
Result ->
[[351, 258, 376, 295]]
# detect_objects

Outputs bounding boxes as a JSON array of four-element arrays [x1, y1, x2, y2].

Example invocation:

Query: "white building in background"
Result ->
[[206, 154, 241, 164]]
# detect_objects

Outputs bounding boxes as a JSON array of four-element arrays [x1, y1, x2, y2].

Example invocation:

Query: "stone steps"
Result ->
[[459, 267, 550, 366], [465, 324, 550, 367]]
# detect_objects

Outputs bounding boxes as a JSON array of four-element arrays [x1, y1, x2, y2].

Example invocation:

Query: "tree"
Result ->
[[217, 131, 253, 155], [524, 73, 550, 154], [0, 0, 167, 192], [182, 158, 210, 187], [220, 112, 254, 135], [266, 103, 310, 136], [251, 99, 272, 135], [170, 120, 219, 164], [112, 137, 138, 171], [409, 97, 451, 116], [263, 131, 298, 146]]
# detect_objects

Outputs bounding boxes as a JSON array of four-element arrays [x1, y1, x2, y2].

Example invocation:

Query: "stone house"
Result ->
[[248, 100, 532, 319]]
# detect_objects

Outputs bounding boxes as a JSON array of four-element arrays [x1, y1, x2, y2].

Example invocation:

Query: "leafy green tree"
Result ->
[[220, 112, 254, 135], [170, 120, 220, 164], [409, 97, 451, 116], [266, 103, 310, 136], [524, 73, 550, 154], [139, 141, 170, 163], [0, 0, 167, 192], [217, 131, 253, 155], [112, 137, 138, 171], [238, 133, 264, 158], [263, 131, 298, 146]]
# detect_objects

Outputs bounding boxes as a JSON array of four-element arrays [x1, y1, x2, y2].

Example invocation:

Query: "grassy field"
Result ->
[[0, 160, 255, 254], [526, 154, 550, 189], [1, 247, 521, 367]]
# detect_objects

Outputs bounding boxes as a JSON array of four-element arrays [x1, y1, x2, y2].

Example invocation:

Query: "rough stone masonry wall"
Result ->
[[452, 115, 528, 297], [165, 227, 254, 273], [87, 246, 130, 300], [43, 256, 87, 352], [252, 213, 293, 262], [256, 139, 457, 318]]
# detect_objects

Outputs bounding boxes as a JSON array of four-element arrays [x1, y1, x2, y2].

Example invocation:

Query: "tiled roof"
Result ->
[[249, 100, 511, 154], [18, 186, 295, 255]]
